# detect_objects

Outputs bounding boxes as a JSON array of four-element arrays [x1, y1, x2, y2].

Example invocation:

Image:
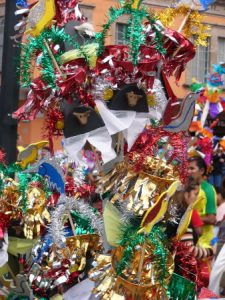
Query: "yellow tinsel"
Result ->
[[157, 6, 210, 47]]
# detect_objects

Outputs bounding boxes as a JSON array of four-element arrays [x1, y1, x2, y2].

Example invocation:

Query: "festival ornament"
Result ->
[[158, 5, 211, 46], [164, 93, 199, 132], [90, 224, 174, 299], [139, 181, 180, 234], [17, 141, 48, 169], [63, 104, 116, 164], [168, 273, 196, 300], [96, 84, 150, 151], [49, 197, 104, 247], [25, 0, 56, 37]]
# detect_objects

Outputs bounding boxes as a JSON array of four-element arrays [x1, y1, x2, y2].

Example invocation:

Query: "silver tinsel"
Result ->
[[149, 78, 168, 121], [91, 75, 113, 102], [49, 196, 104, 247]]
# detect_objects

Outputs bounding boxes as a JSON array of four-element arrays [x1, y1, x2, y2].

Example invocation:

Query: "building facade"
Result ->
[[1, 0, 225, 147]]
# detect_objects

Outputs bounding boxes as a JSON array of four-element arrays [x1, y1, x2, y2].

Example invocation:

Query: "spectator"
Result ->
[[174, 181, 212, 291], [208, 146, 225, 188], [188, 156, 217, 248], [188, 156, 217, 287]]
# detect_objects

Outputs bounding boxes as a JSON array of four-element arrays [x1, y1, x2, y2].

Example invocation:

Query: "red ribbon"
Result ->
[[55, 0, 85, 26], [13, 77, 53, 121]]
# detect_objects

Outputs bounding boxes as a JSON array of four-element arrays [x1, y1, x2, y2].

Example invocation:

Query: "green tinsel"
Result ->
[[20, 26, 81, 88], [149, 225, 170, 292], [116, 227, 146, 275], [125, 9, 146, 64], [70, 210, 95, 235], [0, 162, 22, 178], [17, 173, 29, 212], [168, 273, 196, 300], [115, 223, 170, 292], [0, 163, 22, 195], [95, 4, 166, 65], [17, 173, 52, 213]]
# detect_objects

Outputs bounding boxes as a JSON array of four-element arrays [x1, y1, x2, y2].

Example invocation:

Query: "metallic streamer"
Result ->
[[49, 196, 104, 247]]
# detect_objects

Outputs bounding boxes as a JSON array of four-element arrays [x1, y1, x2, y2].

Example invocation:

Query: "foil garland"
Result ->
[[49, 196, 104, 247], [158, 6, 210, 46]]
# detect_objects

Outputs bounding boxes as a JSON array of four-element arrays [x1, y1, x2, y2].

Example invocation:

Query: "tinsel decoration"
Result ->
[[168, 273, 197, 300], [42, 106, 64, 154], [158, 6, 210, 46], [0, 162, 22, 179], [20, 26, 81, 88], [49, 197, 104, 247], [96, 5, 165, 64], [116, 224, 171, 292], [70, 211, 95, 235], [17, 173, 52, 213], [128, 126, 190, 183]]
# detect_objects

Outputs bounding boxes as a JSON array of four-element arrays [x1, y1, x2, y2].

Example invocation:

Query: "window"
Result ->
[[116, 23, 128, 45], [217, 37, 225, 87], [186, 41, 210, 84], [218, 38, 225, 63]]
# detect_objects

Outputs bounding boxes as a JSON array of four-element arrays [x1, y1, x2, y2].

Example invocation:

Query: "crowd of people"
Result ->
[[176, 151, 225, 297]]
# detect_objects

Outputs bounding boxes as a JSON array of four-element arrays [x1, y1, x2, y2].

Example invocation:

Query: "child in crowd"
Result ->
[[171, 181, 213, 290]]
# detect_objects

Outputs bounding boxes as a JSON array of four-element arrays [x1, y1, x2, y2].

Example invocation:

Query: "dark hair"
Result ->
[[185, 179, 200, 193], [172, 180, 199, 208], [42, 146, 50, 151], [215, 186, 221, 194], [188, 156, 207, 176]]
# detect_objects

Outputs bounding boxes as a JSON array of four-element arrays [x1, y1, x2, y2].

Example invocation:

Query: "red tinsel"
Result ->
[[13, 77, 53, 121], [128, 126, 189, 183], [0, 149, 6, 164], [55, 0, 86, 26], [175, 241, 203, 291], [162, 28, 196, 81], [0, 213, 11, 239], [65, 175, 95, 198], [43, 107, 64, 154]]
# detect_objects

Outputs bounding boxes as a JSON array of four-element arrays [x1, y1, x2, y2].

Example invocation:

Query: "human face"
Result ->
[[184, 185, 199, 206], [41, 149, 50, 159], [187, 161, 203, 183]]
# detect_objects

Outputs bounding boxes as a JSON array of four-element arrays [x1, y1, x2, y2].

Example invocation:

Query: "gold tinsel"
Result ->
[[157, 6, 210, 46]]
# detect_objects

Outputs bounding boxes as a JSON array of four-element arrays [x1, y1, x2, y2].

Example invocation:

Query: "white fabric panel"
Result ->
[[0, 231, 8, 268], [95, 100, 132, 135], [123, 113, 149, 151], [63, 127, 116, 164], [63, 132, 87, 161], [87, 127, 116, 163]]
